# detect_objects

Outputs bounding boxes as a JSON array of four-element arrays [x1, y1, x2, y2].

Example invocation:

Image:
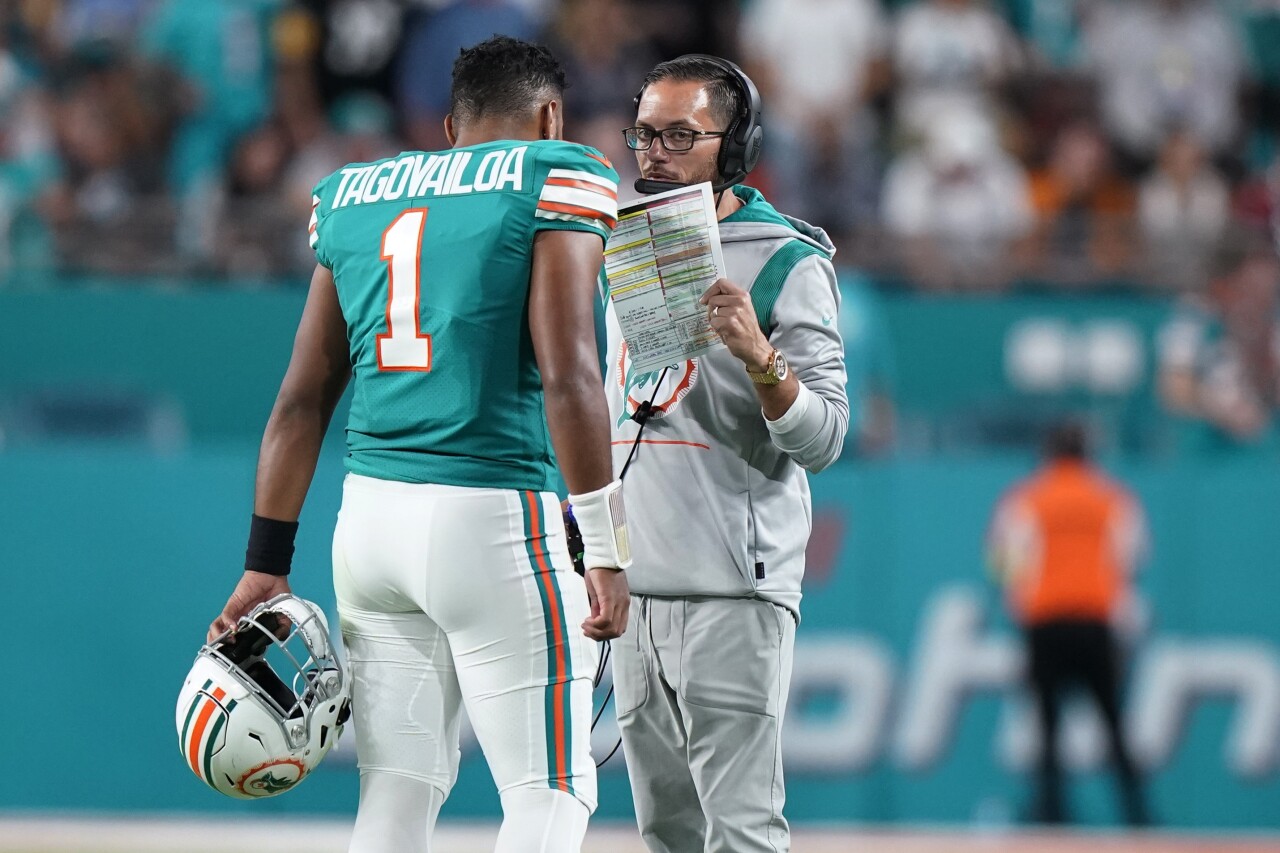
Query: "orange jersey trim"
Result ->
[[536, 201, 618, 228]]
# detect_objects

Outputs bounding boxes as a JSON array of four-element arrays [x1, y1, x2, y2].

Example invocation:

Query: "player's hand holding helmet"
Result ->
[[176, 594, 351, 799]]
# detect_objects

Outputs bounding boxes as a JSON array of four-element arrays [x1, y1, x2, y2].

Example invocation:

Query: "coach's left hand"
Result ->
[[702, 278, 773, 373]]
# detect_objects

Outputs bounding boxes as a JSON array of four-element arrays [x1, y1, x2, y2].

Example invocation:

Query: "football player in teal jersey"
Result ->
[[207, 36, 631, 853]]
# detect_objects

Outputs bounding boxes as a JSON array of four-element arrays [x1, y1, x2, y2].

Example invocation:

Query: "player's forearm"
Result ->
[[543, 375, 615, 495], [253, 399, 334, 521], [251, 263, 350, 522]]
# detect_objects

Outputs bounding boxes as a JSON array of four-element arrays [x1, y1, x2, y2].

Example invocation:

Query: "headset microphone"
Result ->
[[634, 177, 685, 195], [634, 176, 746, 195]]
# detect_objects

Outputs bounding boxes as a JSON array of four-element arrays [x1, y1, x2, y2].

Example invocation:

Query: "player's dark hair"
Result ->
[[450, 35, 566, 125], [640, 55, 742, 129], [1044, 420, 1089, 461]]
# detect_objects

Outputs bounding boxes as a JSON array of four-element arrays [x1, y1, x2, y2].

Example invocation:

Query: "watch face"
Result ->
[[773, 351, 789, 380]]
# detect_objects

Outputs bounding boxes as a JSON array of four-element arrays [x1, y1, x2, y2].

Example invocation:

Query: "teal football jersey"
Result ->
[[309, 139, 620, 490]]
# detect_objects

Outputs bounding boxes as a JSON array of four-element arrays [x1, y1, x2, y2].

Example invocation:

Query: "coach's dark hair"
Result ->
[[1044, 420, 1089, 461], [450, 35, 566, 124], [639, 55, 742, 129]]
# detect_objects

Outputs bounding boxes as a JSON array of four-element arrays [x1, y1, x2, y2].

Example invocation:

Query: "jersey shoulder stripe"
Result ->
[[529, 141, 620, 238], [536, 167, 618, 230], [538, 191, 617, 219], [535, 201, 618, 229], [546, 168, 617, 192]]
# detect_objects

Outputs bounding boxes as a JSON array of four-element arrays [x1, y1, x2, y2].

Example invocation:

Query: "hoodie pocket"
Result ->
[[612, 602, 649, 717]]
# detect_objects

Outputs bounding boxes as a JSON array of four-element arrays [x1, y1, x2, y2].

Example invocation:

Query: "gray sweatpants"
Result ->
[[613, 594, 796, 853]]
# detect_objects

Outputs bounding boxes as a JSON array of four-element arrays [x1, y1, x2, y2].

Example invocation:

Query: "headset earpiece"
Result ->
[[694, 55, 763, 186]]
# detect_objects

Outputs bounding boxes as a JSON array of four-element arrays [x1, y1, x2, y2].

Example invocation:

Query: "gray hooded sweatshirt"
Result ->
[[603, 185, 848, 617]]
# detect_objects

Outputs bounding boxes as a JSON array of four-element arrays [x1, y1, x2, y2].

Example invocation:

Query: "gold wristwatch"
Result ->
[[746, 348, 789, 385]]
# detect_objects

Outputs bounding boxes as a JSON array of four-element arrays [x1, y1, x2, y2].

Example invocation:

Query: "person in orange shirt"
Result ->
[[1026, 122, 1137, 279], [987, 421, 1150, 826]]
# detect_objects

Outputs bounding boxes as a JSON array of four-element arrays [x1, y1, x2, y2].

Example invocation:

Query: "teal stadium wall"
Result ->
[[1, 285, 1277, 828]]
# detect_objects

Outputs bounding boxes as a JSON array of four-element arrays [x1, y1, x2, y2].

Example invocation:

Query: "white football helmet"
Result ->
[[176, 594, 351, 799]]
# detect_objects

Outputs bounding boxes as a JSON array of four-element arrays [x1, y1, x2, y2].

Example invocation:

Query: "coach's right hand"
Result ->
[[582, 567, 630, 641]]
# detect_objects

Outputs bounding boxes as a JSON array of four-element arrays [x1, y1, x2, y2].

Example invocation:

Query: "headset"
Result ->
[[632, 54, 764, 195]]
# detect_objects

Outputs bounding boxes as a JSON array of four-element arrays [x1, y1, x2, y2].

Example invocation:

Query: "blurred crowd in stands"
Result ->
[[0, 0, 1277, 289]]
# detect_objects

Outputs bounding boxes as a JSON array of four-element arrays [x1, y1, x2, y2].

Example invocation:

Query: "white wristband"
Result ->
[[568, 479, 631, 570]]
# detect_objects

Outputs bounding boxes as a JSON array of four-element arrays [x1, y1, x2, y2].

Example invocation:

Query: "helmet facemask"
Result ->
[[177, 595, 351, 798]]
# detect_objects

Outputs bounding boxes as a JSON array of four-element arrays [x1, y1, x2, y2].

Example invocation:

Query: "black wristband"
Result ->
[[245, 514, 299, 576]]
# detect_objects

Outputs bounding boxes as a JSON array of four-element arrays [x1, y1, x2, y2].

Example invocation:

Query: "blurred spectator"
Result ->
[[395, 0, 537, 153], [1157, 233, 1280, 451], [882, 108, 1033, 288], [630, 0, 740, 61], [219, 120, 296, 275], [543, 0, 655, 204], [1084, 0, 1246, 167], [890, 0, 1023, 141], [838, 271, 897, 456], [1232, 150, 1280, 246], [987, 420, 1150, 826], [47, 0, 155, 54], [0, 35, 59, 271], [1006, 0, 1101, 74], [295, 0, 409, 107], [1027, 121, 1135, 281], [140, 0, 276, 190], [271, 2, 328, 153], [43, 48, 176, 272], [219, 91, 399, 276], [1138, 129, 1230, 285], [1233, 0, 1280, 169], [140, 0, 278, 262], [1139, 130, 1231, 245], [740, 0, 889, 237]]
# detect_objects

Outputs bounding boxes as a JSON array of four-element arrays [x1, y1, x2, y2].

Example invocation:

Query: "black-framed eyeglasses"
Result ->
[[622, 126, 727, 152]]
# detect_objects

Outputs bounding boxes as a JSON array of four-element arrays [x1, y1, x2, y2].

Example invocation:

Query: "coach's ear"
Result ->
[[444, 113, 457, 147], [539, 98, 562, 142]]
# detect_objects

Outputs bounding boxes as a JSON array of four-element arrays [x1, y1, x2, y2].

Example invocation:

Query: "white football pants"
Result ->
[[332, 474, 598, 853]]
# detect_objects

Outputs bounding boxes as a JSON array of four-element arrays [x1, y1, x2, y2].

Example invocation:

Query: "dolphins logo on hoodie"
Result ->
[[615, 342, 698, 427]]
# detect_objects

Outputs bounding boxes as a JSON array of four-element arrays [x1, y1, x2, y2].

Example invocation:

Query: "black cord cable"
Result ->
[[595, 726, 624, 768], [592, 635, 611, 688], [620, 366, 669, 479], [590, 365, 670, 768], [592, 683, 614, 731]]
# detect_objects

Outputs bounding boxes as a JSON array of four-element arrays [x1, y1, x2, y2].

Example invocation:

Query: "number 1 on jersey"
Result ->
[[377, 208, 431, 371]]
